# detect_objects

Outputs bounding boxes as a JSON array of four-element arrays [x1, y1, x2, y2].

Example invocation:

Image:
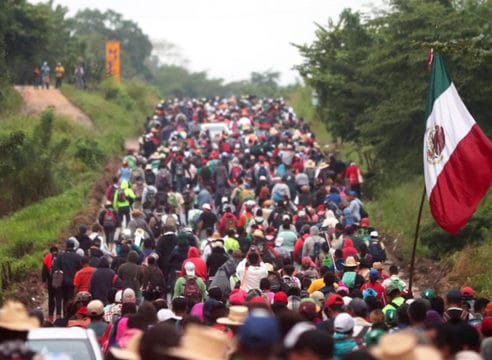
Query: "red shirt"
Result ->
[[73, 266, 95, 292]]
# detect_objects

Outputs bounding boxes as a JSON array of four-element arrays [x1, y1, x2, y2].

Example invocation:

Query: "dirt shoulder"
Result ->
[[14, 85, 93, 127]]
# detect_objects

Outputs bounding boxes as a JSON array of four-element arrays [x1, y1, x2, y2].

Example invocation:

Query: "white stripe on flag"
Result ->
[[424, 83, 476, 197]]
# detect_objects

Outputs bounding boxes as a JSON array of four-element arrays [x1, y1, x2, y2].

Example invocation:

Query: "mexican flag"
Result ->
[[424, 52, 492, 234]]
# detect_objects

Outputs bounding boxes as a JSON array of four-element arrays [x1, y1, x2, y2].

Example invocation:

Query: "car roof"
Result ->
[[28, 327, 93, 340]]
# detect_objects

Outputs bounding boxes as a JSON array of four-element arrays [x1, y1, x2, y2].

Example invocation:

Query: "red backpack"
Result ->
[[183, 277, 201, 307]]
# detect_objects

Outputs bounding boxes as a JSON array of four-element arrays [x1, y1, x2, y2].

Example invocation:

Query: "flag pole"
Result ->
[[408, 187, 426, 295]]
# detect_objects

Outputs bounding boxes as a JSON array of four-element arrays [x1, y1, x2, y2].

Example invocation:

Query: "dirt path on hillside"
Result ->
[[14, 85, 93, 127]]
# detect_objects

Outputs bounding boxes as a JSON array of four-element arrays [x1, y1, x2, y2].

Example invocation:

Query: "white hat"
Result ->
[[202, 203, 211, 210], [370, 231, 379, 238], [184, 262, 195, 276], [334, 313, 354, 333], [282, 214, 290, 221], [157, 308, 181, 322]]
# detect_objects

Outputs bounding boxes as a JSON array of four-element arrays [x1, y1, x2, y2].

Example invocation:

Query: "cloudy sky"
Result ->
[[33, 0, 384, 84]]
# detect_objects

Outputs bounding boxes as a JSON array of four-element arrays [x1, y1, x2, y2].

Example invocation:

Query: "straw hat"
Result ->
[[0, 300, 40, 331], [371, 332, 442, 360], [164, 324, 231, 360], [304, 159, 316, 168], [110, 332, 143, 360], [216, 306, 249, 326], [343, 256, 359, 268]]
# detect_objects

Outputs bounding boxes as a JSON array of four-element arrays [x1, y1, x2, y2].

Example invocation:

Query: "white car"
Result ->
[[27, 327, 103, 360], [200, 122, 228, 142]]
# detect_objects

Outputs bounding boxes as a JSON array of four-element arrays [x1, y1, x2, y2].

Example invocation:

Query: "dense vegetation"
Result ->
[[296, 0, 492, 295]]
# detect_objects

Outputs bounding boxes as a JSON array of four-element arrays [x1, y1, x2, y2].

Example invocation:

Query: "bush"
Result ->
[[74, 137, 106, 169]]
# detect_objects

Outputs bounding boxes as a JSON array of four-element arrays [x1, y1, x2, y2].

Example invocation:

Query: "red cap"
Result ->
[[485, 301, 492, 314], [273, 291, 288, 304], [249, 296, 267, 304], [77, 306, 88, 316], [325, 294, 344, 308], [461, 286, 475, 297], [317, 204, 325, 213], [229, 289, 246, 305], [481, 317, 492, 336], [360, 218, 369, 227]]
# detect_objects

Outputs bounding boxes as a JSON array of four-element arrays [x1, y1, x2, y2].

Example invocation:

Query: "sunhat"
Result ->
[[0, 301, 40, 331], [216, 306, 248, 326]]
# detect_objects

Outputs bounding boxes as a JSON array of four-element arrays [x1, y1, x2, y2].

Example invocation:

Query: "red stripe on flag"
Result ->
[[429, 124, 492, 234]]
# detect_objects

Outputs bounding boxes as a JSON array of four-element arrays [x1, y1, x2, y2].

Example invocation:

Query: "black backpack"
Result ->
[[368, 241, 386, 262]]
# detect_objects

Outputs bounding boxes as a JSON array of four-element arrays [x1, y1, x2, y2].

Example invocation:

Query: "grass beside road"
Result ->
[[0, 80, 158, 301]]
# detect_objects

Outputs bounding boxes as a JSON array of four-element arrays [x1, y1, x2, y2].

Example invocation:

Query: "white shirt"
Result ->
[[236, 259, 268, 292]]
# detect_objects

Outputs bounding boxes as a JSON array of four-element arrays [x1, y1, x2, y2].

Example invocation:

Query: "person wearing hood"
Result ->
[[207, 241, 229, 278], [113, 180, 136, 229], [180, 246, 208, 281], [89, 256, 122, 304], [127, 209, 154, 242], [302, 225, 325, 260], [117, 250, 144, 296], [167, 232, 190, 293], [342, 237, 359, 260]]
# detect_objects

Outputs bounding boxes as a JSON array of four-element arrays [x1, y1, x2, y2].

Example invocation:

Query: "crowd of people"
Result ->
[[1, 95, 491, 359]]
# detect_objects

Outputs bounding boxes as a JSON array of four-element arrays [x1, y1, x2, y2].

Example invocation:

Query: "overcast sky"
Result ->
[[32, 0, 384, 84]]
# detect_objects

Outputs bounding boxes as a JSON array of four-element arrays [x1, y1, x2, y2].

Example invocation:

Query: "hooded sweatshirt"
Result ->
[[181, 246, 208, 281], [89, 257, 121, 304], [117, 250, 144, 293]]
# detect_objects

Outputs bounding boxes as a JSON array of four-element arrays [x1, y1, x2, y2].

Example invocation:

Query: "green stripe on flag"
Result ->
[[426, 54, 452, 118]]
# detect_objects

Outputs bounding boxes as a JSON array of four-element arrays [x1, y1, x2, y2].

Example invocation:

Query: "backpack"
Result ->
[[359, 206, 369, 219], [103, 210, 117, 227], [257, 166, 268, 180], [321, 253, 333, 268], [144, 189, 157, 209], [152, 217, 164, 237], [230, 166, 242, 182], [259, 186, 270, 202], [117, 188, 126, 202], [164, 214, 178, 232], [282, 275, 297, 289], [183, 277, 201, 306], [390, 278, 405, 292], [342, 271, 356, 289], [224, 215, 236, 232], [157, 168, 171, 190], [52, 270, 64, 289], [368, 242, 386, 262], [175, 162, 185, 176], [312, 241, 323, 261], [168, 193, 179, 210]]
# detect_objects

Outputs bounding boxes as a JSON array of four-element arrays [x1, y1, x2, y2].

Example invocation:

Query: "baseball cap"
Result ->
[[282, 214, 290, 221], [485, 301, 492, 315], [363, 288, 378, 299], [202, 203, 211, 210], [325, 294, 344, 308], [461, 286, 475, 297], [239, 310, 280, 349], [385, 284, 400, 296], [273, 291, 288, 304], [122, 288, 136, 304], [369, 269, 379, 279], [87, 300, 104, 317], [348, 298, 367, 314], [184, 262, 195, 276], [446, 288, 462, 303], [421, 288, 436, 300], [370, 231, 379, 238], [481, 317, 492, 336], [334, 313, 354, 333], [75, 291, 92, 303]]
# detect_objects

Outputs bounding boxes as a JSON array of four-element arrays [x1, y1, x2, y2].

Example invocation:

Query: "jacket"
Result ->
[[113, 180, 136, 211], [117, 251, 144, 293], [53, 249, 82, 286], [180, 247, 208, 281], [89, 257, 121, 303]]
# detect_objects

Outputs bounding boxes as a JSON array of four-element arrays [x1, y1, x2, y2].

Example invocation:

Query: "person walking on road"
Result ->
[[52, 238, 82, 318], [75, 64, 85, 89], [41, 61, 50, 89], [55, 62, 65, 88], [41, 245, 59, 321]]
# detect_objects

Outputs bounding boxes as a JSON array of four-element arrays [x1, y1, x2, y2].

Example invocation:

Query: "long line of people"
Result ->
[[16, 95, 490, 359]]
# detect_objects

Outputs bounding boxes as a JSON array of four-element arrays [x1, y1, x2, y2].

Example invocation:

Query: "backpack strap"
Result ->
[[389, 301, 400, 310]]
